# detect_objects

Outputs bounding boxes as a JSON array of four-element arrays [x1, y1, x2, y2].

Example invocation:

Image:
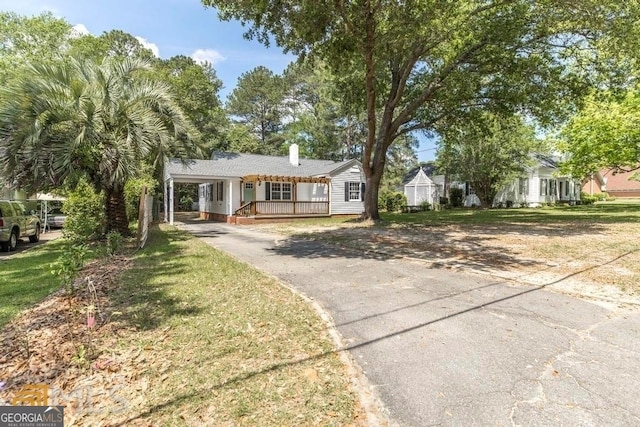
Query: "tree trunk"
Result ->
[[362, 161, 385, 221], [105, 187, 130, 235]]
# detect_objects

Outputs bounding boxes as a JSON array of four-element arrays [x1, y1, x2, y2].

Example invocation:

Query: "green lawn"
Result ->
[[0, 240, 70, 328], [381, 201, 640, 226], [83, 225, 364, 426]]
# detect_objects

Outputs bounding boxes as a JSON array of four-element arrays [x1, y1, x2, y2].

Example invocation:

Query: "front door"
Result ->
[[243, 182, 255, 204]]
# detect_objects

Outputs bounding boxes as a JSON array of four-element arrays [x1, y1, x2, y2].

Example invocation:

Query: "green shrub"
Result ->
[[62, 179, 105, 242], [125, 175, 157, 222], [179, 195, 194, 211], [378, 190, 407, 212], [594, 192, 609, 201], [106, 231, 124, 256], [449, 188, 464, 208], [420, 200, 431, 211], [580, 194, 596, 205]]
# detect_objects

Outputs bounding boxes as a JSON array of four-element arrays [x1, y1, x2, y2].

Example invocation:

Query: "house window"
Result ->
[[208, 184, 214, 201], [540, 178, 548, 196], [270, 182, 292, 200], [199, 186, 205, 198], [518, 178, 529, 195], [549, 179, 557, 196], [245, 182, 254, 190], [216, 181, 224, 201], [348, 182, 361, 201]]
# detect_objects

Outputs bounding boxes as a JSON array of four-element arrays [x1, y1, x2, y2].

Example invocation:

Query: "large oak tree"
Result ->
[[202, 0, 635, 219]]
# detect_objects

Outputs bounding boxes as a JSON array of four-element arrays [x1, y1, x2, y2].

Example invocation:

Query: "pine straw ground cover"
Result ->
[[254, 202, 640, 302], [0, 225, 365, 426]]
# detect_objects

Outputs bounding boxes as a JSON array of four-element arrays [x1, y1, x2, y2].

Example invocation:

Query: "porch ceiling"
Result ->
[[242, 174, 331, 184]]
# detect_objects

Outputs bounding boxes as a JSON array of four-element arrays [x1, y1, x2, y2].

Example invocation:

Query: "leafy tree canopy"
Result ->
[[0, 12, 72, 85], [437, 113, 541, 208], [155, 55, 227, 152], [559, 89, 640, 178], [203, 0, 636, 219], [226, 65, 285, 155]]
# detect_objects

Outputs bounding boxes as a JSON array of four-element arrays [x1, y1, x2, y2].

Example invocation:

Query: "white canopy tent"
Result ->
[[35, 193, 66, 232]]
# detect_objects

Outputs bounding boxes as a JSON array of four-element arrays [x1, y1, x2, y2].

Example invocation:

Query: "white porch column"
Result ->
[[164, 180, 168, 223], [169, 178, 175, 225], [228, 179, 233, 216]]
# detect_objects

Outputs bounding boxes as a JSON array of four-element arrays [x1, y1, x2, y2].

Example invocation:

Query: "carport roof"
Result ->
[[165, 152, 358, 181]]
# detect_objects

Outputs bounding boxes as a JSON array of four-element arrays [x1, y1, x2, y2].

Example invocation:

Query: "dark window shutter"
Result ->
[[360, 182, 366, 201], [265, 182, 271, 200], [344, 182, 349, 201]]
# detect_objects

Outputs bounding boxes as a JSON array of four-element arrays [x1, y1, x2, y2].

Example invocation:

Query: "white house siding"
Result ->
[[230, 178, 242, 213], [297, 183, 328, 202], [493, 168, 581, 208], [330, 165, 365, 215], [199, 180, 228, 215]]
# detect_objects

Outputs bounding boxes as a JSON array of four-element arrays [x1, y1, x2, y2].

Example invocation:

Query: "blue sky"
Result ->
[[0, 0, 436, 161]]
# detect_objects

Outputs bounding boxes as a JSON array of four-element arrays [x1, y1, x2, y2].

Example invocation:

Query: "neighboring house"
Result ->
[[404, 155, 581, 208], [493, 154, 581, 207], [163, 144, 365, 224], [401, 164, 439, 206], [582, 168, 640, 198]]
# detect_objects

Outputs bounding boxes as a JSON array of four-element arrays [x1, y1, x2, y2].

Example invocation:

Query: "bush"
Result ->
[[106, 231, 124, 256], [379, 190, 407, 212], [594, 192, 609, 201], [179, 195, 194, 211], [125, 175, 157, 222], [449, 188, 464, 208], [62, 179, 105, 242], [581, 195, 596, 205]]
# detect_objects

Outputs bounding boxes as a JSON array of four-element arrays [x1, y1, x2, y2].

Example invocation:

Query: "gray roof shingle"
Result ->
[[165, 152, 357, 179]]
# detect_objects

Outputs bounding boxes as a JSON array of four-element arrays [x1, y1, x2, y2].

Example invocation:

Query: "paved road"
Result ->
[[0, 229, 62, 260], [177, 220, 640, 426]]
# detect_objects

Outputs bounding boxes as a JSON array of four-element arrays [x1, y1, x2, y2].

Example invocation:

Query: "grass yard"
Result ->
[[0, 239, 102, 328], [0, 225, 365, 426]]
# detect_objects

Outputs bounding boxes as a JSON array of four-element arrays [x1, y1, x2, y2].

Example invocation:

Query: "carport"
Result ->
[[163, 159, 229, 225]]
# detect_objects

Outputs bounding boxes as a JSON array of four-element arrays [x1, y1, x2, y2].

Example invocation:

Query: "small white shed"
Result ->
[[403, 167, 437, 206]]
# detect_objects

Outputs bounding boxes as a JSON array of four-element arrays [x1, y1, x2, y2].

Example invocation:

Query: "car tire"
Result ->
[[8, 229, 18, 251], [29, 225, 40, 243]]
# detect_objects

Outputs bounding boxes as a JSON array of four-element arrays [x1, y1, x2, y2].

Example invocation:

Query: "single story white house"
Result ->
[[163, 144, 365, 224], [401, 155, 581, 208], [489, 154, 581, 207]]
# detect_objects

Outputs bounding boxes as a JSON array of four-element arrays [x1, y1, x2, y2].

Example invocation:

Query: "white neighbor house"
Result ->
[[163, 144, 365, 224], [467, 154, 581, 207], [402, 155, 581, 208]]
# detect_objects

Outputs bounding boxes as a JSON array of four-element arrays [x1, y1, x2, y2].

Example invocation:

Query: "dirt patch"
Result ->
[[0, 256, 151, 425], [254, 220, 640, 307]]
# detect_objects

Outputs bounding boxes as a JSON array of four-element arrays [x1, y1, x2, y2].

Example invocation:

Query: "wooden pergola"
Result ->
[[241, 175, 331, 184]]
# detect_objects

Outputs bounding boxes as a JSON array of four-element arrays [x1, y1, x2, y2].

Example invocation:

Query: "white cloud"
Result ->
[[70, 23, 90, 38], [191, 48, 226, 65], [135, 36, 160, 57]]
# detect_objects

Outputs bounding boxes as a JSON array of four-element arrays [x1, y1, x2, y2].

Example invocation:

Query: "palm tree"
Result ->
[[0, 57, 202, 234]]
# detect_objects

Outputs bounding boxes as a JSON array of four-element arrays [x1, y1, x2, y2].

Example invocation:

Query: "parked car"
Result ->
[[0, 200, 41, 251], [46, 207, 66, 228]]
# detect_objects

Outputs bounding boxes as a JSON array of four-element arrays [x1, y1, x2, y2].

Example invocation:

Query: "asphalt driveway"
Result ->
[[177, 220, 640, 426]]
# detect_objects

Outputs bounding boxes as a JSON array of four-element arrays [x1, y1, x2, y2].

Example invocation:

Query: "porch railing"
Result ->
[[234, 201, 329, 216]]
